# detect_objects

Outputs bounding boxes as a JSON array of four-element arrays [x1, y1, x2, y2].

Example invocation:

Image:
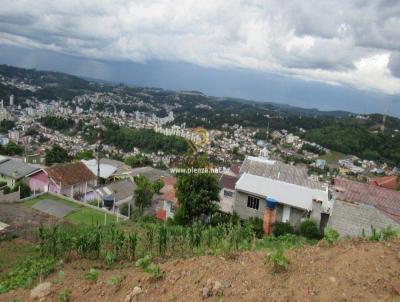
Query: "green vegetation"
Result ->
[[299, 220, 322, 240], [84, 268, 99, 283], [25, 194, 115, 225], [102, 126, 189, 155], [0, 142, 24, 156], [58, 288, 72, 302], [40, 116, 75, 131], [0, 120, 15, 133], [0, 256, 55, 294], [74, 149, 94, 160], [367, 226, 399, 241], [273, 222, 295, 237], [301, 143, 326, 155], [174, 156, 220, 225], [135, 255, 164, 280], [305, 125, 400, 166], [323, 227, 340, 244], [265, 247, 289, 272], [125, 154, 153, 167], [133, 175, 164, 213], [45, 144, 70, 165]]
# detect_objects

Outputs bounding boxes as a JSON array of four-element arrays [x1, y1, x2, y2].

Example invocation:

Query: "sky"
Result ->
[[0, 0, 399, 115]]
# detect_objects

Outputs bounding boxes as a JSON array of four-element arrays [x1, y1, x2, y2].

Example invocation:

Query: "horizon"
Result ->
[[0, 1, 399, 116]]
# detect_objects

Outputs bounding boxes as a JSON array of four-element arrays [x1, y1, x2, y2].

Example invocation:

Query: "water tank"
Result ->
[[266, 197, 277, 209], [103, 195, 114, 209]]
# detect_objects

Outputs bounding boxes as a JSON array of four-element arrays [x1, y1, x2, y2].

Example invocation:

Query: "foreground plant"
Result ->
[[265, 247, 289, 272], [135, 255, 165, 280], [84, 268, 99, 283]]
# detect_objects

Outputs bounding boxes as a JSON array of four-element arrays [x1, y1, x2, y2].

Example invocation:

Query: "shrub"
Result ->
[[324, 227, 339, 244], [380, 226, 398, 241], [107, 275, 123, 286], [265, 247, 289, 272], [135, 255, 164, 280], [84, 268, 99, 283], [299, 220, 322, 240], [245, 217, 264, 239], [273, 222, 295, 237]]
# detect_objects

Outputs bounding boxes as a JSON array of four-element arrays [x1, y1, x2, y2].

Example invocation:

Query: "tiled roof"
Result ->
[[369, 176, 399, 190], [240, 156, 326, 190], [333, 178, 400, 223], [218, 174, 238, 190], [48, 162, 96, 186]]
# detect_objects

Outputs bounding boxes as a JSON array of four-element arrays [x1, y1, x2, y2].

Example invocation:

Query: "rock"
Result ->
[[213, 281, 223, 295], [329, 276, 336, 283], [124, 286, 143, 302], [202, 286, 211, 299], [30, 282, 52, 301], [206, 278, 213, 287]]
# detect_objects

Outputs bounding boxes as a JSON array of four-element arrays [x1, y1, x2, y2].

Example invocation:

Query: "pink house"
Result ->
[[28, 169, 59, 194]]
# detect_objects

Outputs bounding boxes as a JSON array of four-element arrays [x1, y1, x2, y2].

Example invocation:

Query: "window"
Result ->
[[247, 195, 260, 210], [224, 190, 233, 197]]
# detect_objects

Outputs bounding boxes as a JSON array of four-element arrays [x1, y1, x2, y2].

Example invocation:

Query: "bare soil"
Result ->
[[2, 239, 400, 302], [0, 203, 61, 240]]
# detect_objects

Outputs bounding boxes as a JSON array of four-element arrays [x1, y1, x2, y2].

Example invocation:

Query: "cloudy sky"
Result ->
[[0, 0, 400, 114]]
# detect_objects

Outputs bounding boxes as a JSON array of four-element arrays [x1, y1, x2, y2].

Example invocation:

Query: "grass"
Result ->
[[0, 239, 37, 281], [24, 194, 116, 226], [320, 150, 345, 165], [65, 207, 116, 225]]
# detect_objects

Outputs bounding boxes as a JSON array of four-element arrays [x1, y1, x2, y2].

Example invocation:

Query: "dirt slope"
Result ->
[[2, 239, 400, 302]]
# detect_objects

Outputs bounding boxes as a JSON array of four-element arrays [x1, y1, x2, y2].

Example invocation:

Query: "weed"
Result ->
[[107, 275, 123, 286], [105, 251, 116, 266], [84, 268, 99, 283], [58, 288, 72, 302], [324, 227, 340, 244], [265, 247, 289, 272]]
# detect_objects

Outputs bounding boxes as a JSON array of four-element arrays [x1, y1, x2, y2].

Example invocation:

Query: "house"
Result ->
[[154, 176, 178, 221], [233, 156, 332, 234], [47, 162, 97, 199], [81, 159, 118, 182], [0, 157, 40, 187], [328, 178, 400, 237], [218, 174, 238, 214], [369, 175, 400, 191], [94, 179, 136, 211], [28, 169, 58, 193]]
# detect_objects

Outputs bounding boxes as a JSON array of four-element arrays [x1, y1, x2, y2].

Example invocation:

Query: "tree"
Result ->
[[45, 145, 70, 165], [133, 175, 163, 213], [174, 155, 220, 225], [74, 149, 94, 160], [0, 142, 24, 156]]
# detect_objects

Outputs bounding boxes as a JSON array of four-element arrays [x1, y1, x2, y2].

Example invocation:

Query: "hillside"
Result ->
[[1, 238, 399, 302]]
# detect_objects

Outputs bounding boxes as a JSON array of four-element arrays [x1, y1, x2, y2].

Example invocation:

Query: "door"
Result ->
[[282, 205, 291, 222]]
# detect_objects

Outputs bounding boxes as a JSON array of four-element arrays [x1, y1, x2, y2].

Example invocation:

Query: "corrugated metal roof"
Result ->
[[0, 159, 39, 180], [333, 178, 400, 223], [235, 173, 328, 210], [240, 156, 326, 190]]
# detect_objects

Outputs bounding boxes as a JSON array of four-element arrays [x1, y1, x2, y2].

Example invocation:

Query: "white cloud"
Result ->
[[0, 0, 399, 94]]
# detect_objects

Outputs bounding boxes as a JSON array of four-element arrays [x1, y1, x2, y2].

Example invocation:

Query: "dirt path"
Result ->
[[2, 239, 400, 302]]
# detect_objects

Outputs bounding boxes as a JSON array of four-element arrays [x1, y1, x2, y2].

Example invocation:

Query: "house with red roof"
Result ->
[[369, 175, 400, 191], [328, 178, 400, 237]]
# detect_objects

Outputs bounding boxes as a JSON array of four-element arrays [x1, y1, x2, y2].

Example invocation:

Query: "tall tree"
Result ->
[[45, 144, 70, 165], [133, 175, 163, 213], [174, 155, 220, 225]]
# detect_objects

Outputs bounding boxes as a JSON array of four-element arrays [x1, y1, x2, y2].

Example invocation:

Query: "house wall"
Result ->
[[0, 175, 15, 188], [59, 179, 96, 199], [29, 170, 59, 193], [327, 199, 400, 237], [234, 191, 307, 228], [218, 188, 235, 213]]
